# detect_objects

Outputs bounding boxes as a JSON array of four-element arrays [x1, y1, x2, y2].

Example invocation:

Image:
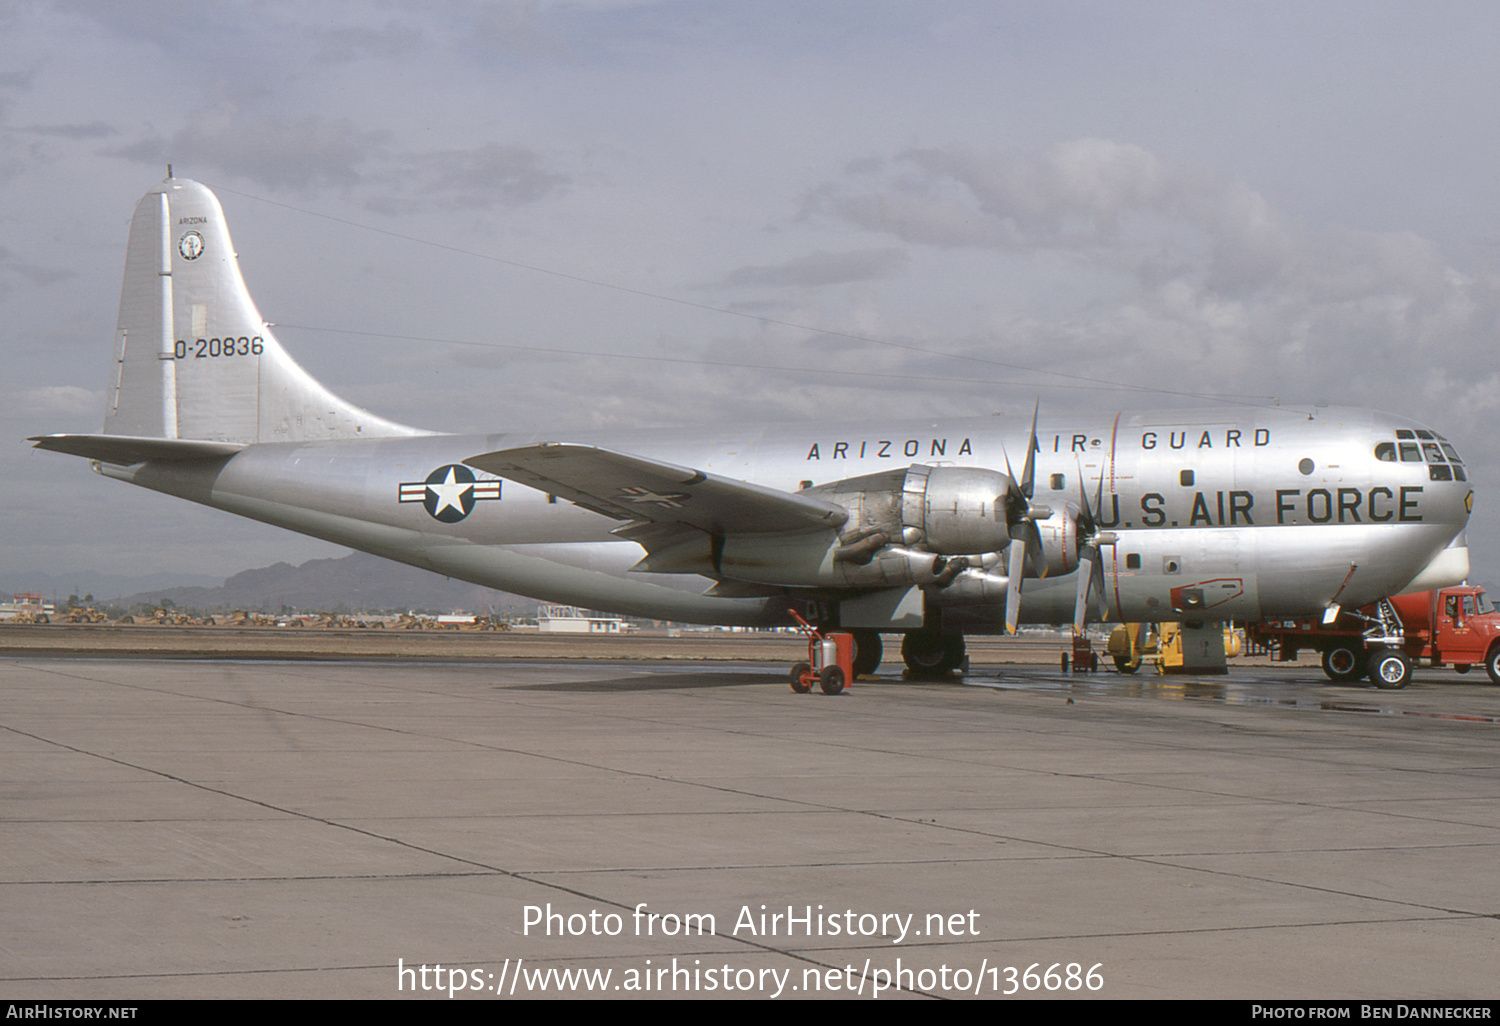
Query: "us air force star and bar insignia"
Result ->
[[617, 485, 691, 509], [399, 464, 501, 523]]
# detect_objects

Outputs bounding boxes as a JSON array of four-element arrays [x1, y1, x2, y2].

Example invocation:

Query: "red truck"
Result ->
[[1245, 586, 1500, 689]]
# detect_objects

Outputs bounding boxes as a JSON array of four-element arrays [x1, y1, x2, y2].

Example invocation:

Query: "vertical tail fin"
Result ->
[[103, 176, 424, 443]]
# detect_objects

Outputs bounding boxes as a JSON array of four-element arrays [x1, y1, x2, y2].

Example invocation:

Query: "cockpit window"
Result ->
[[1388, 430, 1463, 474]]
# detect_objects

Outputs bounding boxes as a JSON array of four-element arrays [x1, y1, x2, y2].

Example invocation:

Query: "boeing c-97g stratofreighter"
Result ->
[[31, 177, 1475, 678]]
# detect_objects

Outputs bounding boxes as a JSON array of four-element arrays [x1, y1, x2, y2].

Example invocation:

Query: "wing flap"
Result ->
[[464, 442, 847, 535]]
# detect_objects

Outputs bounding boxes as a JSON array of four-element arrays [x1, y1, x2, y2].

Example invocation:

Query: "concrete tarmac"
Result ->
[[2, 651, 1499, 1000]]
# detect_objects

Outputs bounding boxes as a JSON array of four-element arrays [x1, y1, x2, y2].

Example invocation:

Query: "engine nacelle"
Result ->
[[804, 464, 1016, 556], [633, 464, 1025, 590], [1027, 501, 1081, 579]]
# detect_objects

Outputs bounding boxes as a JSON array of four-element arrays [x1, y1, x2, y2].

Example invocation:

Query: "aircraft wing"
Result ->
[[465, 443, 848, 535], [29, 434, 246, 465]]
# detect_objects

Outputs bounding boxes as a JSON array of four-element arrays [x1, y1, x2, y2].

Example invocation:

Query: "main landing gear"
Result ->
[[900, 629, 966, 677], [849, 629, 883, 677]]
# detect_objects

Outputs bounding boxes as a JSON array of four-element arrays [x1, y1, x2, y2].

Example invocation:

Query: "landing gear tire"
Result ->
[[789, 662, 812, 693], [1321, 645, 1367, 682], [1486, 647, 1500, 686], [819, 665, 846, 696], [1367, 649, 1412, 690], [850, 629, 883, 677], [901, 630, 965, 677]]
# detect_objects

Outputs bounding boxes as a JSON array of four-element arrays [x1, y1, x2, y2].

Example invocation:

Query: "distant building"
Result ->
[[536, 604, 628, 633], [0, 594, 54, 621]]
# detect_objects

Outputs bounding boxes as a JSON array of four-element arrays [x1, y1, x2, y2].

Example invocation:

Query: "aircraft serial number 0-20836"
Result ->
[[31, 178, 1475, 678]]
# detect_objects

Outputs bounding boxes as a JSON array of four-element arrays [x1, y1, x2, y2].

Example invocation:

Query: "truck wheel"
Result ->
[[1113, 655, 1140, 674], [1367, 650, 1412, 690], [819, 665, 846, 696], [789, 662, 812, 693], [1486, 647, 1500, 686], [1321, 645, 1366, 682]]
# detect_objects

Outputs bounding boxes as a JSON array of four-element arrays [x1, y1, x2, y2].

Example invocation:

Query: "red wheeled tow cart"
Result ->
[[787, 610, 854, 695]]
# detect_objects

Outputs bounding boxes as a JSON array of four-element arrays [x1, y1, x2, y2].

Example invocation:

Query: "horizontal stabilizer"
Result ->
[[465, 442, 848, 535], [29, 433, 244, 465]]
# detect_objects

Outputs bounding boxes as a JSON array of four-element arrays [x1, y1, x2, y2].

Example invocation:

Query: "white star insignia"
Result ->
[[426, 467, 474, 516]]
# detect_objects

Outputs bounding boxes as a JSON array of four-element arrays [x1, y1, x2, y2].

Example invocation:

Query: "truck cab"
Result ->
[[1389, 586, 1500, 674]]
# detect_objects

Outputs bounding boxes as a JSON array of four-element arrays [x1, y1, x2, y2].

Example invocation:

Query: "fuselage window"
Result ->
[[1430, 465, 1453, 481], [1441, 443, 1464, 463], [1399, 442, 1422, 462], [1374, 442, 1397, 462], [1423, 442, 1445, 462]]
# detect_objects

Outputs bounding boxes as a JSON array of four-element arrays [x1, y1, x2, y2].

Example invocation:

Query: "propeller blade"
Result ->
[[1073, 552, 1094, 633], [1024, 517, 1046, 579], [1004, 536, 1027, 634], [1075, 460, 1095, 533], [1020, 400, 1039, 499]]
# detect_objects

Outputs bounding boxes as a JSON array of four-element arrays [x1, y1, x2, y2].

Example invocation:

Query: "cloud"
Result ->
[[359, 141, 572, 214], [307, 20, 427, 63], [19, 121, 116, 140], [108, 104, 391, 191], [805, 139, 1183, 251], [14, 385, 101, 418], [418, 143, 571, 206], [792, 139, 1500, 435], [720, 247, 906, 288], [0, 245, 75, 296]]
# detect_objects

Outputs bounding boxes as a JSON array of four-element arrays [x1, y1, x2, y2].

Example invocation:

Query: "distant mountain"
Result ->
[[0, 568, 224, 603], [106, 552, 537, 615]]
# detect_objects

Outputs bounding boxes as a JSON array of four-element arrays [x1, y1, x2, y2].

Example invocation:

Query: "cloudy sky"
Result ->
[[4, 1, 1500, 593]]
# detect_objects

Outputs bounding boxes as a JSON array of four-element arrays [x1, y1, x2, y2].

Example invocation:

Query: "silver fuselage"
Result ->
[[99, 405, 1472, 628]]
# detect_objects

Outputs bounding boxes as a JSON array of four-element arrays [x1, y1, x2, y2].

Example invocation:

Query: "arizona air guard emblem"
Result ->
[[399, 464, 501, 523], [178, 231, 204, 260]]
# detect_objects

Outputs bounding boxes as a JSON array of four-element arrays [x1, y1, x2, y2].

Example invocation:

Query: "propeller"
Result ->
[[1071, 461, 1118, 633], [997, 403, 1118, 635], [1003, 404, 1047, 635]]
